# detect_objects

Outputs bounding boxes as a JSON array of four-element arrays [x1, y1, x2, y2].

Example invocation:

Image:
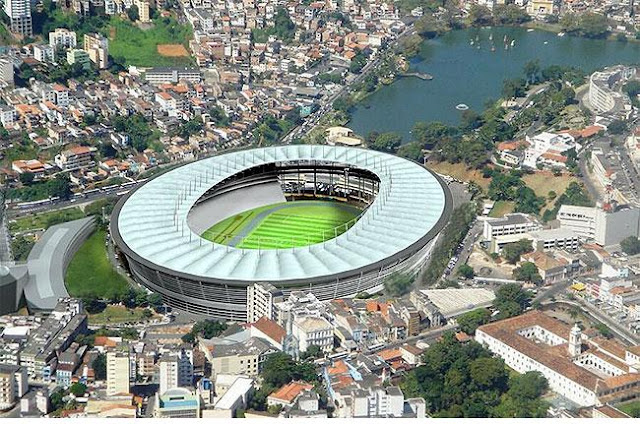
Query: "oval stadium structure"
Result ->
[[111, 145, 452, 321]]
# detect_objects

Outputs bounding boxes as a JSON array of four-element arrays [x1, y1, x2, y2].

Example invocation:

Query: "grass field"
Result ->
[[88, 305, 154, 325], [617, 400, 640, 417], [65, 229, 129, 299], [108, 16, 193, 67], [202, 201, 361, 249], [488, 200, 515, 218]]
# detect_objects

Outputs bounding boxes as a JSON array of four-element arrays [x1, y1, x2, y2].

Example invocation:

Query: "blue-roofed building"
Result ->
[[154, 387, 201, 418]]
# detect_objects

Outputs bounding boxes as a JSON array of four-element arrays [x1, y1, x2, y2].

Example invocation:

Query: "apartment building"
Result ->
[[0, 365, 27, 409], [246, 282, 283, 323], [83, 33, 109, 69], [3, 0, 32, 37], [55, 146, 95, 170], [49, 28, 77, 49], [106, 350, 131, 396]]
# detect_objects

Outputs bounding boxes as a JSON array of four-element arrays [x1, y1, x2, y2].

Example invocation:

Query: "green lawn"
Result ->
[[9, 207, 85, 233], [488, 201, 515, 218], [107, 16, 194, 67], [617, 400, 640, 417], [65, 229, 129, 298], [88, 305, 154, 325], [201, 201, 361, 249]]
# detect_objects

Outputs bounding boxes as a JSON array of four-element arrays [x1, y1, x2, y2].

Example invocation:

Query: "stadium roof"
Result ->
[[115, 145, 448, 284]]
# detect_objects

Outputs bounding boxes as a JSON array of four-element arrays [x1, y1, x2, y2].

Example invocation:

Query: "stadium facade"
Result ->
[[111, 145, 452, 321]]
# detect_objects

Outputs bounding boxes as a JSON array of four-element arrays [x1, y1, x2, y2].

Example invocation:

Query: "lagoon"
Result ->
[[348, 27, 640, 139]]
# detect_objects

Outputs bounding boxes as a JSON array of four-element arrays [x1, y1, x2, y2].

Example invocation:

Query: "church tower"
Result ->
[[568, 323, 582, 357]]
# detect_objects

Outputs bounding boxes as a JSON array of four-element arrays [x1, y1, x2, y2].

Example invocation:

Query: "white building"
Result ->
[[482, 213, 541, 241], [523, 132, 580, 169], [246, 282, 283, 323], [106, 350, 130, 396], [292, 316, 333, 353], [49, 28, 77, 49], [3, 0, 32, 37], [33, 45, 55, 62], [476, 311, 640, 407], [557, 204, 640, 246], [588, 66, 635, 117], [333, 386, 406, 418]]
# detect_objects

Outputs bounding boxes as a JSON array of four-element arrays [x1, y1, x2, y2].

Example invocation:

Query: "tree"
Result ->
[[70, 382, 87, 397], [93, 353, 107, 380], [182, 319, 228, 343], [397, 141, 424, 162], [493, 283, 532, 319], [384, 272, 413, 297], [594, 323, 613, 338], [470, 357, 508, 390], [523, 60, 541, 85], [457, 264, 475, 279], [468, 4, 493, 26], [19, 172, 34, 185], [83, 297, 106, 314], [148, 292, 163, 310], [349, 50, 367, 74], [370, 132, 402, 153], [457, 308, 490, 334], [300, 345, 323, 360], [178, 118, 204, 139], [513, 262, 542, 285], [261, 352, 318, 389], [49, 174, 73, 200], [514, 186, 544, 215], [127, 4, 139, 21], [502, 78, 527, 99], [502, 239, 533, 264], [608, 119, 628, 135], [620, 236, 640, 255]]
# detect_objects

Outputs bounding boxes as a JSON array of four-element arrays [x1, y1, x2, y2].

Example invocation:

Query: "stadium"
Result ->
[[110, 145, 452, 321]]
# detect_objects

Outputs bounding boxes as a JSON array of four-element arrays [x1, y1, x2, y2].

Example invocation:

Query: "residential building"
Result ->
[[0, 57, 14, 87], [267, 381, 313, 409], [588, 66, 635, 117], [0, 105, 16, 128], [33, 45, 54, 62], [154, 387, 201, 418], [49, 28, 77, 49], [135, 0, 151, 22], [292, 316, 333, 353], [476, 311, 640, 407], [0, 365, 27, 409], [3, 0, 32, 37], [246, 282, 283, 323], [66, 49, 91, 70], [55, 146, 95, 170], [106, 350, 131, 396], [20, 299, 86, 380], [144, 67, 202, 84], [84, 33, 109, 69], [200, 336, 277, 376], [159, 356, 179, 395]]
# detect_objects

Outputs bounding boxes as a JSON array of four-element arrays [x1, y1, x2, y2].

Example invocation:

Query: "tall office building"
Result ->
[[3, 0, 32, 37], [106, 350, 131, 396]]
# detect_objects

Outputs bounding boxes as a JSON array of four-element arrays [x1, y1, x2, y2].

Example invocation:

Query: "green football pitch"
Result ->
[[201, 200, 361, 249]]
